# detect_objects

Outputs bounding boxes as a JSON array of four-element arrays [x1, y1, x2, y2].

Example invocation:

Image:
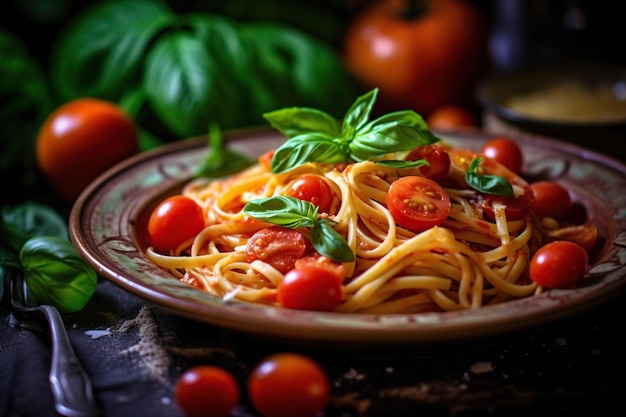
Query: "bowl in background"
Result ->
[[477, 61, 626, 160]]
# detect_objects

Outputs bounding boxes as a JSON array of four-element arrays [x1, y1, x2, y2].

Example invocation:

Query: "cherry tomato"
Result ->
[[448, 148, 533, 221], [36, 98, 138, 202], [343, 0, 489, 114], [480, 137, 524, 174], [387, 176, 451, 232], [147, 195, 205, 253], [529, 240, 588, 288], [405, 144, 451, 181], [175, 365, 240, 417], [426, 105, 478, 130], [285, 174, 334, 213], [248, 353, 330, 417], [277, 265, 343, 311], [530, 181, 572, 220], [245, 226, 313, 273]]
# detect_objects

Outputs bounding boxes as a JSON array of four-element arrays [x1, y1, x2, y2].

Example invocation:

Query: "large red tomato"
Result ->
[[36, 98, 138, 202], [343, 0, 490, 115]]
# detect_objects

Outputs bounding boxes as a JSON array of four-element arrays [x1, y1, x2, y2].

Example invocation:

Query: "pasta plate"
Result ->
[[69, 127, 626, 348]]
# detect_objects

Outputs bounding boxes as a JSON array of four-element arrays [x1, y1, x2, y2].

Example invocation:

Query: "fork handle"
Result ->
[[39, 305, 101, 417]]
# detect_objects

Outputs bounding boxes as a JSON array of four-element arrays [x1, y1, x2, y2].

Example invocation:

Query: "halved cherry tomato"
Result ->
[[248, 353, 330, 417], [175, 365, 240, 417], [405, 144, 451, 181], [529, 240, 588, 288], [147, 195, 205, 253], [480, 137, 524, 174], [277, 265, 343, 311], [285, 174, 334, 213], [387, 176, 451, 232], [448, 148, 533, 221], [530, 181, 572, 220], [245, 226, 313, 273]]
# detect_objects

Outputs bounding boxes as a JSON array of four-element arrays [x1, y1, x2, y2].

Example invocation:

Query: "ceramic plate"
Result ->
[[70, 127, 626, 349]]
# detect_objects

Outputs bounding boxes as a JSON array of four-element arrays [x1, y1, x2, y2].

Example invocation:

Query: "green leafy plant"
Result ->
[[49, 0, 359, 142], [0, 202, 97, 313], [465, 158, 513, 196], [264, 88, 440, 174], [243, 196, 354, 263]]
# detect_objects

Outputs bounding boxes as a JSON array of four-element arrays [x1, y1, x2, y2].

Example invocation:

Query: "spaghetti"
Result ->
[[145, 141, 544, 314]]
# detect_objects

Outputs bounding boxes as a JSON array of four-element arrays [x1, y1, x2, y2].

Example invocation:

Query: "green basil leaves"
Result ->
[[264, 88, 440, 174], [243, 196, 354, 263], [465, 158, 514, 196], [0, 201, 97, 313]]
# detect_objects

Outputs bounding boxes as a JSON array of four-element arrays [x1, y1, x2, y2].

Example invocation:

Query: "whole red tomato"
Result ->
[[344, 0, 490, 115], [36, 98, 138, 202]]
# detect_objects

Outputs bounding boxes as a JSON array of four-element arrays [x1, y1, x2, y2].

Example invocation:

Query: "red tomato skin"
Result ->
[[344, 0, 490, 114], [530, 181, 573, 220], [480, 137, 524, 174], [277, 265, 343, 311], [147, 196, 205, 253], [387, 176, 451, 232], [175, 365, 240, 417], [405, 144, 451, 181], [245, 226, 313, 273], [36, 98, 138, 202], [248, 353, 330, 417], [529, 241, 588, 288], [286, 174, 334, 213]]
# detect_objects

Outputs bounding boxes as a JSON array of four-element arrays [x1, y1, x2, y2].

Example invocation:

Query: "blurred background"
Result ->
[[1, 0, 625, 207]]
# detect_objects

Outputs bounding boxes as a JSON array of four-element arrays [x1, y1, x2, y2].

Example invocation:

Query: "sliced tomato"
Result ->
[[405, 144, 451, 182], [285, 174, 334, 213], [245, 226, 313, 273], [448, 148, 533, 221], [387, 176, 451, 232]]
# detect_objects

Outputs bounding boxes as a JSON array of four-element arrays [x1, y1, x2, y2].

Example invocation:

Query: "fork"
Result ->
[[10, 274, 101, 417]]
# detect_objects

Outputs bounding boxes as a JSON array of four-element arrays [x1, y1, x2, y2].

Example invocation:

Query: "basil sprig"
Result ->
[[243, 196, 355, 263], [263, 88, 440, 174], [465, 158, 514, 196], [195, 124, 254, 178]]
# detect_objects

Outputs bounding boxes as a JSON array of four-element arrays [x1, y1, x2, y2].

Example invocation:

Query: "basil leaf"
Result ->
[[310, 222, 355, 263], [144, 31, 242, 137], [1, 201, 68, 253], [243, 196, 354, 263], [374, 159, 430, 169], [51, 0, 174, 101], [341, 88, 378, 135], [465, 158, 514, 196], [196, 124, 253, 178], [349, 110, 440, 161], [271, 133, 348, 174], [20, 236, 98, 313], [243, 196, 318, 229], [263, 107, 340, 138]]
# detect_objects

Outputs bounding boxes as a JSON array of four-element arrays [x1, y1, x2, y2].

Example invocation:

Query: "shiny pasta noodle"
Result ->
[[146, 152, 542, 314]]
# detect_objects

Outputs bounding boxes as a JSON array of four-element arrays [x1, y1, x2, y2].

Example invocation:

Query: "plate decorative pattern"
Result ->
[[70, 128, 626, 348]]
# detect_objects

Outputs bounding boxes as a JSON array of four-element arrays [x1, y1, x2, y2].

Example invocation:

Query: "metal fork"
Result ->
[[10, 274, 101, 417]]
